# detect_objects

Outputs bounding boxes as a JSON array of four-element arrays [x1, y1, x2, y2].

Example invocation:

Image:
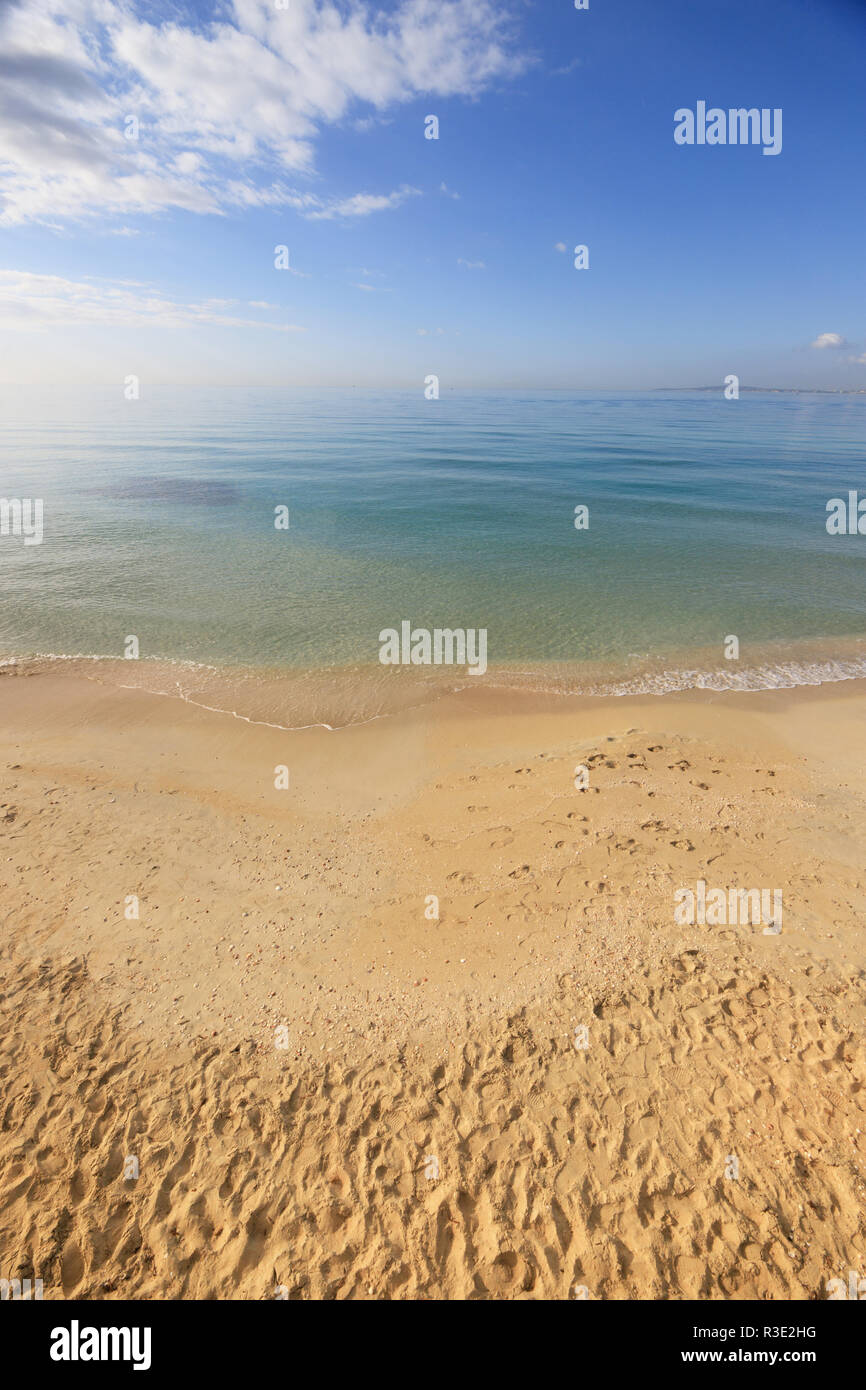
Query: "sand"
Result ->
[[1, 667, 865, 1299]]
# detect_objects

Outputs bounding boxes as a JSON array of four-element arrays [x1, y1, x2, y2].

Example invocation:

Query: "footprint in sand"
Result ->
[[60, 1240, 84, 1294], [508, 865, 533, 880]]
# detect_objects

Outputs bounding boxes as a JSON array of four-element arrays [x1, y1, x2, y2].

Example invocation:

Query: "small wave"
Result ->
[[584, 657, 866, 697]]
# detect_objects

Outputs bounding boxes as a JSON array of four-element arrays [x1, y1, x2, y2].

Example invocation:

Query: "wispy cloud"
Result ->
[[457, 257, 486, 270], [0, 0, 526, 227], [0, 270, 305, 332], [306, 186, 420, 221]]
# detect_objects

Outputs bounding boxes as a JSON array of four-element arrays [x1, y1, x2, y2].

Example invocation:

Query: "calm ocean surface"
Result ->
[[1, 387, 864, 724]]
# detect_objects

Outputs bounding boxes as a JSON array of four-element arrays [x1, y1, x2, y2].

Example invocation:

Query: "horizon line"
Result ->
[[1, 383, 865, 394]]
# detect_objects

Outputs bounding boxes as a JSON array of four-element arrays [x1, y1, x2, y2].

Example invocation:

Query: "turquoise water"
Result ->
[[1, 386, 865, 716]]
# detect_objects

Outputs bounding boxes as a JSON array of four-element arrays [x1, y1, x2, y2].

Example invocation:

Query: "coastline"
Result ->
[[3, 629, 866, 732], [1, 668, 865, 1297]]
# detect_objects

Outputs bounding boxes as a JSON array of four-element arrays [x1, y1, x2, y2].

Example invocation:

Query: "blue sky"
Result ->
[[0, 0, 863, 387]]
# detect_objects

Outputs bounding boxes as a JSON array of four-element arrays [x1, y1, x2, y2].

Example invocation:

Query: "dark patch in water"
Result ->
[[90, 476, 239, 505]]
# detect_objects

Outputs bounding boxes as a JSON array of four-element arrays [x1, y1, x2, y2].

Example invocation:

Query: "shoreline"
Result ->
[[3, 634, 866, 732]]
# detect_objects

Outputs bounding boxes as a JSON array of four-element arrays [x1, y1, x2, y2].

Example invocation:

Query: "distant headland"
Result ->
[[658, 386, 866, 394]]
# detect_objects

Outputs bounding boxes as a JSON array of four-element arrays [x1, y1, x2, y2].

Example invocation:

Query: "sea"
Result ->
[[1, 385, 864, 728]]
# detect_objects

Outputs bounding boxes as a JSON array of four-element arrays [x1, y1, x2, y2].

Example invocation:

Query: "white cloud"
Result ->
[[0, 0, 526, 227], [554, 242, 567, 253], [0, 269, 305, 331], [306, 186, 420, 220], [457, 257, 485, 269], [849, 352, 866, 365], [811, 332, 849, 349]]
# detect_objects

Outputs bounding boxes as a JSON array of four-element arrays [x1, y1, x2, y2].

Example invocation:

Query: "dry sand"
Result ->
[[1, 668, 865, 1299]]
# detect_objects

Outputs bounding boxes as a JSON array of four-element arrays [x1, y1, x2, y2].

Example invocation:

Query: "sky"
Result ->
[[0, 0, 864, 389]]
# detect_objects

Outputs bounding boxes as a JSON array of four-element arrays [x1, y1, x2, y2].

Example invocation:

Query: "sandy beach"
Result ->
[[1, 666, 864, 1299]]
